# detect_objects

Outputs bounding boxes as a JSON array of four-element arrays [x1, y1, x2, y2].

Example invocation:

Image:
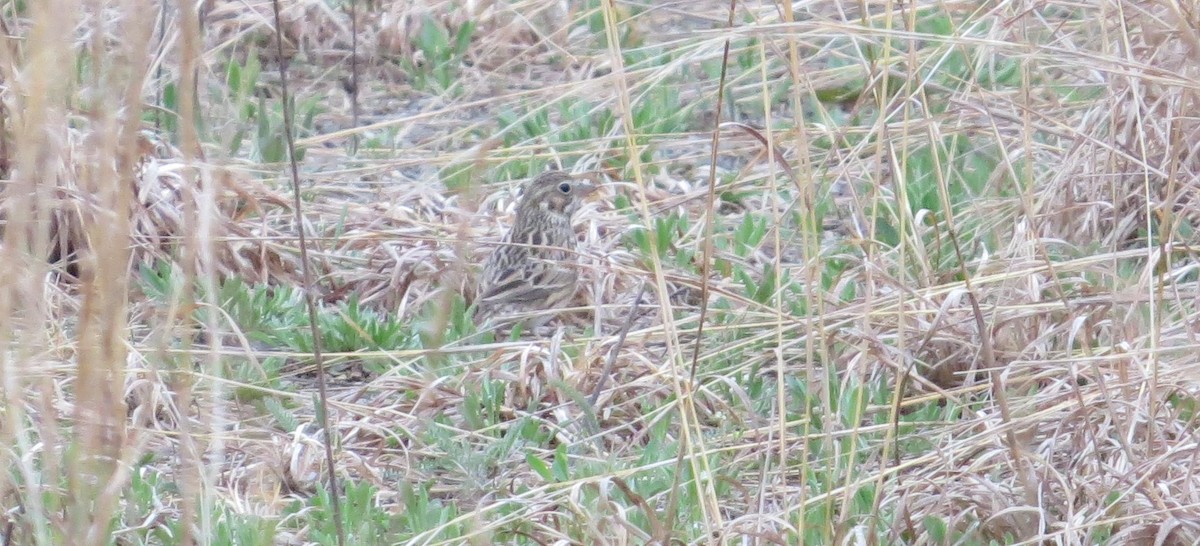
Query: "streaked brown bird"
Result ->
[[476, 170, 598, 329]]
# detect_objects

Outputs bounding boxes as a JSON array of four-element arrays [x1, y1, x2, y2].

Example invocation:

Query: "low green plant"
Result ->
[[147, 49, 321, 163], [626, 211, 694, 270], [402, 15, 475, 94], [307, 294, 413, 353], [579, 0, 644, 51], [223, 49, 263, 157], [494, 96, 618, 180], [253, 94, 321, 163], [138, 262, 417, 378], [494, 80, 688, 180], [297, 480, 401, 545], [730, 213, 769, 258], [123, 467, 279, 545], [394, 480, 464, 541]]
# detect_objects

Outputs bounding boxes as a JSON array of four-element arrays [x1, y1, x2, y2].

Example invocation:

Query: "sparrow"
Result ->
[[476, 170, 597, 329]]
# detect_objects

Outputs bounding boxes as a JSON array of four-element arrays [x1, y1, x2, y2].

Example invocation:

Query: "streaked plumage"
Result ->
[[477, 171, 597, 327]]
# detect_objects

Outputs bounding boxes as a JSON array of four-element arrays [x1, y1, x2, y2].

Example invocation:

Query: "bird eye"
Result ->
[[558, 182, 571, 193]]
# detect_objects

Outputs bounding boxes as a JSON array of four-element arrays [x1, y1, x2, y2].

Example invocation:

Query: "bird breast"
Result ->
[[513, 212, 575, 251]]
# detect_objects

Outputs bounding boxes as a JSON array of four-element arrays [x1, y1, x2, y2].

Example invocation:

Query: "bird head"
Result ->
[[518, 170, 599, 217]]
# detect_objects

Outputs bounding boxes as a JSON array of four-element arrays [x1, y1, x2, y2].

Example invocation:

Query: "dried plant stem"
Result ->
[[76, 1, 157, 542], [0, 0, 76, 541], [588, 281, 647, 408], [270, 1, 346, 545], [171, 0, 206, 544], [664, 0, 738, 536]]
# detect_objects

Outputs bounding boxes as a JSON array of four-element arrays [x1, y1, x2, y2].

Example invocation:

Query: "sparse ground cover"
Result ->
[[1, 0, 1198, 544]]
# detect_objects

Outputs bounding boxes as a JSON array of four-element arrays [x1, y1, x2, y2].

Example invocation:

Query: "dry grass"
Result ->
[[1, 0, 1199, 544]]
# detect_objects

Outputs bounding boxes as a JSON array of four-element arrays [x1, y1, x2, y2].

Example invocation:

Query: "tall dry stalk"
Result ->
[[0, 0, 157, 543], [73, 2, 157, 543], [0, 0, 76, 540]]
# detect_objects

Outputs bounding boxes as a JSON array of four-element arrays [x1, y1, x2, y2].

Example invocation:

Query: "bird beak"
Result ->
[[575, 173, 603, 200]]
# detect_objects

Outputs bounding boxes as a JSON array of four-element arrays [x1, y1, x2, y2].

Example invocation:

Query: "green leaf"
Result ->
[[525, 451, 552, 480], [551, 443, 570, 481]]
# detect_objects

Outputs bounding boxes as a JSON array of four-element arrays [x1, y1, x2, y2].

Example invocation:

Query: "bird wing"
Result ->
[[478, 256, 577, 307]]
